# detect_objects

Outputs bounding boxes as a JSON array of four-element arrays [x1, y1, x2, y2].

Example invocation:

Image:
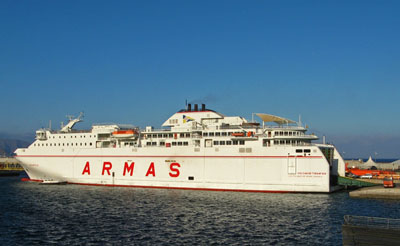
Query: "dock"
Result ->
[[338, 176, 379, 188], [349, 186, 400, 199], [0, 157, 24, 176], [342, 215, 400, 246]]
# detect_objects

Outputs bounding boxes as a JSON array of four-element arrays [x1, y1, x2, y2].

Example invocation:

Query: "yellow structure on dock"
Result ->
[[0, 157, 24, 176]]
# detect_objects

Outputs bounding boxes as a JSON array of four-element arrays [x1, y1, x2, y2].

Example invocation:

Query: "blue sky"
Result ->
[[1, 0, 399, 158]]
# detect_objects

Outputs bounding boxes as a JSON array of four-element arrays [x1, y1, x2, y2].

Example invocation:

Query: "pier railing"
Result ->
[[344, 215, 400, 230]]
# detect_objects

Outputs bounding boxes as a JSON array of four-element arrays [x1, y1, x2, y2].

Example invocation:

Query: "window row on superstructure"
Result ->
[[272, 140, 311, 146], [273, 131, 304, 137], [202, 131, 304, 137], [33, 142, 94, 147], [47, 134, 96, 139], [143, 133, 190, 138], [144, 131, 304, 138], [203, 132, 236, 137], [145, 141, 190, 146], [213, 140, 245, 145]]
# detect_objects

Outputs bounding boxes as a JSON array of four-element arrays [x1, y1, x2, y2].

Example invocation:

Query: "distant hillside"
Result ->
[[0, 139, 30, 156]]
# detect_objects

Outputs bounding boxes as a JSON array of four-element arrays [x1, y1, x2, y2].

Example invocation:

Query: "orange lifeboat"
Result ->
[[232, 132, 245, 137], [112, 129, 136, 138]]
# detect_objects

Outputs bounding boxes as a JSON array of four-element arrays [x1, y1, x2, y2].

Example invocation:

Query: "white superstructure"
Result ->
[[15, 104, 345, 192]]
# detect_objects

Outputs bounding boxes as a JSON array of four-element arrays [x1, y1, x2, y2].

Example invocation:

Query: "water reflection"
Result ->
[[1, 177, 400, 245]]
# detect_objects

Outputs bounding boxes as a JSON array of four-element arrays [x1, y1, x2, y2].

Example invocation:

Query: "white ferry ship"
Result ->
[[15, 104, 345, 192]]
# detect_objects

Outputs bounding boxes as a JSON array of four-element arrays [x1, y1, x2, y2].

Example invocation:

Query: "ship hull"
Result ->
[[15, 145, 336, 193]]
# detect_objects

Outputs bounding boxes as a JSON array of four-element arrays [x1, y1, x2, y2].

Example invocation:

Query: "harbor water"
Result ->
[[1, 176, 400, 245]]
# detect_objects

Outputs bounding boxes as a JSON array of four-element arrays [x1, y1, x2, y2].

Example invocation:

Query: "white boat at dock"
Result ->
[[15, 104, 345, 192]]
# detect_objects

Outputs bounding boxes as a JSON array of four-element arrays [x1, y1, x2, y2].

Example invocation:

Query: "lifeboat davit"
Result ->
[[112, 129, 136, 138]]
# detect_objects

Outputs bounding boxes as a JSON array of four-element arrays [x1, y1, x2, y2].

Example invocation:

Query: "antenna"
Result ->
[[78, 111, 84, 120], [298, 115, 302, 127]]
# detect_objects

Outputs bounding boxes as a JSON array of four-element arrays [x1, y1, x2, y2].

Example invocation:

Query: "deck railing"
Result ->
[[344, 215, 400, 230]]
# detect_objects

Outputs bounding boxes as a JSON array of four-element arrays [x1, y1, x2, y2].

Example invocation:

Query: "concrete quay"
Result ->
[[349, 186, 400, 199]]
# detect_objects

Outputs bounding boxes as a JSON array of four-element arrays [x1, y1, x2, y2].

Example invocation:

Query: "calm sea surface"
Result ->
[[2, 176, 400, 245]]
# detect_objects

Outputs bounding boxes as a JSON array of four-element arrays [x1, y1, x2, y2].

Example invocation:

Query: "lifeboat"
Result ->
[[232, 132, 245, 137], [112, 129, 137, 138]]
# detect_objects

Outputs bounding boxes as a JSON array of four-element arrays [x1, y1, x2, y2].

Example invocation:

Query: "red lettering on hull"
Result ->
[[169, 163, 181, 177], [102, 162, 112, 175], [81, 161, 182, 177], [82, 161, 91, 175], [123, 162, 135, 176], [146, 162, 156, 177]]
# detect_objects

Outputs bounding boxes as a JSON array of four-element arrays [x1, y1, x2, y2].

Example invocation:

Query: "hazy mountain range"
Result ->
[[0, 132, 33, 156]]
